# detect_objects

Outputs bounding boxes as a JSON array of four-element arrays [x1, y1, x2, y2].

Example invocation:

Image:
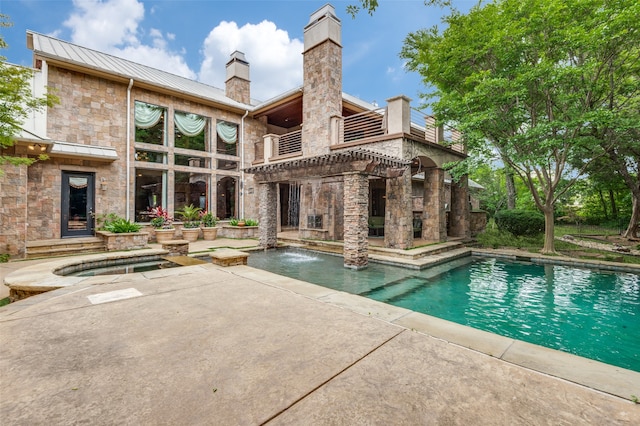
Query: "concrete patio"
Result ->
[[1, 239, 639, 424]]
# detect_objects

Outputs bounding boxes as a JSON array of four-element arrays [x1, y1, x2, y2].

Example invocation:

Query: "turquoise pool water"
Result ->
[[248, 248, 640, 372]]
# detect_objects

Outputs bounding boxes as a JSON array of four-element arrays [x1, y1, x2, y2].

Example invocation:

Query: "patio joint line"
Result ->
[[260, 329, 407, 425]]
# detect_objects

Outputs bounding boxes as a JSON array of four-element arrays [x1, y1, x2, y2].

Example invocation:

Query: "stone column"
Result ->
[[384, 172, 413, 249], [258, 182, 278, 248], [422, 168, 447, 241], [343, 172, 369, 269], [449, 175, 471, 240]]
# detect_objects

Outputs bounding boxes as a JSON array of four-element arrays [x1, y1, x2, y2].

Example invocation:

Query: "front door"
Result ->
[[61, 171, 95, 237]]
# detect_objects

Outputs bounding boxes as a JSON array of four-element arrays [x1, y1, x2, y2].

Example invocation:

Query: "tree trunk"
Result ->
[[541, 205, 556, 254], [608, 189, 618, 220], [623, 195, 639, 239], [505, 168, 516, 210], [598, 190, 608, 220]]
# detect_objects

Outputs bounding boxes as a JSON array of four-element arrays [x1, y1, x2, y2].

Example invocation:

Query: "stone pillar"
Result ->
[[385, 95, 411, 134], [422, 168, 447, 241], [302, 4, 342, 157], [449, 175, 471, 240], [384, 172, 413, 249], [343, 172, 369, 269], [258, 182, 278, 248]]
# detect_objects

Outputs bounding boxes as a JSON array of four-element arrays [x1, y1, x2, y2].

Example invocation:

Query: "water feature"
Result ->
[[247, 248, 640, 372]]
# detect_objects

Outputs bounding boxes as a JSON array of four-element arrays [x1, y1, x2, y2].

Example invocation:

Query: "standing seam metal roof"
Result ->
[[27, 31, 255, 111]]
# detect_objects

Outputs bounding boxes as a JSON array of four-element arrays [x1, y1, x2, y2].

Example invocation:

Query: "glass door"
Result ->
[[61, 172, 95, 237]]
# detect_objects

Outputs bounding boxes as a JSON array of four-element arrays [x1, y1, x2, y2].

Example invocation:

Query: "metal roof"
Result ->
[[27, 31, 254, 111]]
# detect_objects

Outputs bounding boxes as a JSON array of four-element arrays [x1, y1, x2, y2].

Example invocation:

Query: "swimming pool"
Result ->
[[247, 248, 640, 372]]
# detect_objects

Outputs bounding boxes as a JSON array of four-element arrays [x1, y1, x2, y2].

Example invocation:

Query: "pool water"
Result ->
[[248, 248, 640, 372]]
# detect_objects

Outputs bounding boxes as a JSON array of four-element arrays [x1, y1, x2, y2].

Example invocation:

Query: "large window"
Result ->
[[135, 169, 165, 222], [135, 101, 166, 145], [174, 171, 208, 213], [216, 120, 238, 156], [217, 176, 237, 219], [175, 111, 207, 151]]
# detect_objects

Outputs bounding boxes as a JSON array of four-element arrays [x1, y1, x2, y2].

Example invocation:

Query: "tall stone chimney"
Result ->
[[302, 4, 342, 156], [225, 51, 250, 104]]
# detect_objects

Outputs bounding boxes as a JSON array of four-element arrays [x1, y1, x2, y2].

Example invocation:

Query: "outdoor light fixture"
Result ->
[[28, 143, 47, 152]]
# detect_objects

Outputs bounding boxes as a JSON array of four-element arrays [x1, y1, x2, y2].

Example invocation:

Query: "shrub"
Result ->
[[104, 218, 142, 233], [200, 211, 218, 227], [244, 218, 259, 226], [0, 253, 9, 263], [494, 209, 544, 236]]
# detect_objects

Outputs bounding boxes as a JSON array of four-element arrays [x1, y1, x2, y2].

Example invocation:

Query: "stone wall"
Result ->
[[298, 178, 344, 241], [0, 163, 28, 257], [470, 211, 487, 237], [20, 64, 265, 246], [302, 40, 342, 157]]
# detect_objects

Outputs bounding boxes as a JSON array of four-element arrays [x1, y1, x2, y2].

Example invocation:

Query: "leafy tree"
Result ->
[[0, 15, 57, 173], [399, 0, 640, 253]]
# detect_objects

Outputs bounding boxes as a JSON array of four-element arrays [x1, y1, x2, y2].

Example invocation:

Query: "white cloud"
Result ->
[[63, 0, 195, 80], [199, 20, 303, 101], [61, 0, 303, 100], [64, 0, 144, 51]]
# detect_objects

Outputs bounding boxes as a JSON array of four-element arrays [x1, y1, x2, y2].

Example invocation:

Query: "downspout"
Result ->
[[240, 109, 249, 218], [126, 79, 134, 220]]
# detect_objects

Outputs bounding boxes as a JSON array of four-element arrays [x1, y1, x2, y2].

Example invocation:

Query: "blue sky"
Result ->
[[1, 0, 472, 105]]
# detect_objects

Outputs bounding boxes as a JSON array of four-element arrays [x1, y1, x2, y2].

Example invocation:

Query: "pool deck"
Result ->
[[1, 239, 640, 424]]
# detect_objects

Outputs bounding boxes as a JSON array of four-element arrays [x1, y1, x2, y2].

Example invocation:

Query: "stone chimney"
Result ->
[[302, 4, 342, 157], [225, 51, 250, 104]]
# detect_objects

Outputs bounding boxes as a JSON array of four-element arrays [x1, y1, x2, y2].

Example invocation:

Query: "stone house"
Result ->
[[1, 4, 476, 265]]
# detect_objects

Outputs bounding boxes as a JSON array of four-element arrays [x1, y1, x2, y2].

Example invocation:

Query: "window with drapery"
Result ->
[[175, 111, 207, 151], [216, 120, 238, 155], [135, 101, 166, 145]]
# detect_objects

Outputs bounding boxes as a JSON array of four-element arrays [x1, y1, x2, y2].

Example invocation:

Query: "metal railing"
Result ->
[[277, 129, 302, 156], [410, 108, 430, 141], [341, 108, 386, 143]]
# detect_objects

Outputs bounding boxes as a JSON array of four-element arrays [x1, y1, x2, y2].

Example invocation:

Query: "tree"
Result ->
[[399, 0, 640, 253], [0, 14, 57, 173]]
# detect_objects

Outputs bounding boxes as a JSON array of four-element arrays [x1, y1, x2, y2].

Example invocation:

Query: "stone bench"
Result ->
[[161, 240, 189, 256], [209, 249, 249, 267]]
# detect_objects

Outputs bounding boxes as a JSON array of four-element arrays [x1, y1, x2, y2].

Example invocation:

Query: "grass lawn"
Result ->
[[476, 221, 640, 265]]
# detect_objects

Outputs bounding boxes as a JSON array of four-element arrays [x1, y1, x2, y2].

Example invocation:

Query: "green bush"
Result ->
[[0, 253, 9, 263], [244, 219, 259, 226], [494, 209, 544, 236], [104, 218, 142, 233]]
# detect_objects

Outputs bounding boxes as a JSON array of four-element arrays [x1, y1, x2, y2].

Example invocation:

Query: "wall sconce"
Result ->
[[100, 177, 108, 191], [28, 143, 47, 152]]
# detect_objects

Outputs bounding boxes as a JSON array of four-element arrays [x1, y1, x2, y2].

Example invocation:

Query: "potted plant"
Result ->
[[149, 206, 175, 243], [200, 211, 219, 240], [176, 204, 202, 242]]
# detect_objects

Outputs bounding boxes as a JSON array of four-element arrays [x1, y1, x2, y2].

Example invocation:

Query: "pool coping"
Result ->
[[2, 247, 639, 401]]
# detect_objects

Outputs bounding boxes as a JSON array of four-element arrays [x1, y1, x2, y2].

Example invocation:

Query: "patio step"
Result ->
[[278, 232, 467, 262], [26, 237, 105, 259]]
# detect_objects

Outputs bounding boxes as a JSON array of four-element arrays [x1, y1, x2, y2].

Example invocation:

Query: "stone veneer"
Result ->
[[258, 182, 278, 248], [343, 173, 369, 268], [0, 163, 28, 257], [384, 172, 413, 249], [2, 62, 266, 257], [302, 40, 342, 157]]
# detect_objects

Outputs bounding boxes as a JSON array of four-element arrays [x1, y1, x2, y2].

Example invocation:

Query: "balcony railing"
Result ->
[[277, 129, 302, 156], [340, 108, 386, 144]]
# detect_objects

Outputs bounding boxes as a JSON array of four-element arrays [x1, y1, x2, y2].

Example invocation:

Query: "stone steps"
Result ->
[[277, 233, 466, 261], [26, 237, 105, 259]]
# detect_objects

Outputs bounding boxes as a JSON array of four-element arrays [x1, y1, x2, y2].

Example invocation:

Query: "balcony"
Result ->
[[253, 97, 464, 164]]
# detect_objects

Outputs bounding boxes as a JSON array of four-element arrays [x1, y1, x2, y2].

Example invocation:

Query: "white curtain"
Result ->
[[216, 121, 238, 144], [134, 102, 164, 129], [175, 112, 206, 137]]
